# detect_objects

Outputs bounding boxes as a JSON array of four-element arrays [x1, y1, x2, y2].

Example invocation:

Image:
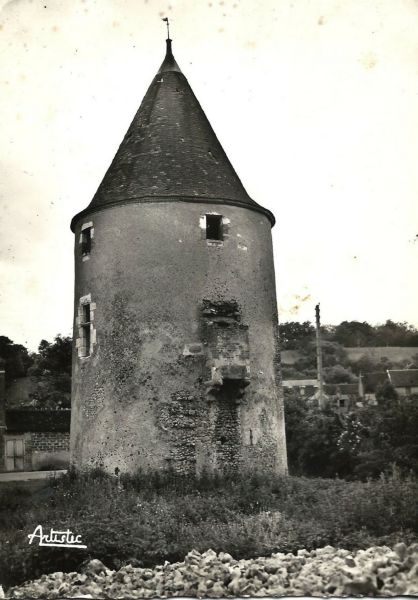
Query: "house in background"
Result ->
[[283, 375, 389, 411], [0, 368, 70, 473], [283, 378, 363, 411], [359, 369, 418, 401], [308, 382, 366, 411], [323, 383, 362, 411], [282, 379, 318, 397], [387, 369, 418, 397], [291, 368, 418, 411]]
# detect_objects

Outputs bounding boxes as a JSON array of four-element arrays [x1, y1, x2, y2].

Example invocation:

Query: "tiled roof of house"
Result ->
[[388, 369, 418, 388], [282, 379, 318, 387], [324, 383, 359, 395], [71, 39, 274, 231]]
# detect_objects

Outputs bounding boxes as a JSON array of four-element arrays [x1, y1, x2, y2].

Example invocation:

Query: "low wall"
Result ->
[[32, 450, 70, 470]]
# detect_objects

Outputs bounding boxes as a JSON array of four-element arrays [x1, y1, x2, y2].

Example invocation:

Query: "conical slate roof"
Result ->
[[71, 40, 275, 231]]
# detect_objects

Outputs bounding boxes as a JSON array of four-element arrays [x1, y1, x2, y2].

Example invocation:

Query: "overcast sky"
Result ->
[[0, 0, 417, 351]]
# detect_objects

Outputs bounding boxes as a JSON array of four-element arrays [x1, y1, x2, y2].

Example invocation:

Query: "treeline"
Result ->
[[279, 320, 418, 349], [2, 319, 417, 379]]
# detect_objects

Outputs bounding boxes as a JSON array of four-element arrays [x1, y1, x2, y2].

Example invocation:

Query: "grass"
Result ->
[[0, 468, 417, 589]]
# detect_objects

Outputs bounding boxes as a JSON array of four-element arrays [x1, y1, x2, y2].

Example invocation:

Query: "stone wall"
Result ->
[[30, 432, 70, 470], [31, 431, 70, 452]]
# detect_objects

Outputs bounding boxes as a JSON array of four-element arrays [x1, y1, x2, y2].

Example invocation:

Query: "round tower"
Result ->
[[70, 39, 287, 476]]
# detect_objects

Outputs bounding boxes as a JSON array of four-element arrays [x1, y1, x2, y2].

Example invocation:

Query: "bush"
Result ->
[[0, 485, 31, 512]]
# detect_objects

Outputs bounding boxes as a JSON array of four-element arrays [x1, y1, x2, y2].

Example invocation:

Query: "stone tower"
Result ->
[[70, 39, 287, 476]]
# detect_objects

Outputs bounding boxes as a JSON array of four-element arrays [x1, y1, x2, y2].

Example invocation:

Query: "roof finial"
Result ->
[[162, 17, 170, 40]]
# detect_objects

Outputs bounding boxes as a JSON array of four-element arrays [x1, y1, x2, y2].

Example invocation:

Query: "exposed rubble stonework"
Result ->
[[69, 39, 287, 476]]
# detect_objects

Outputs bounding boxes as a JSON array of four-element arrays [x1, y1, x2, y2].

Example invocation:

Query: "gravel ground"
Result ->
[[5, 543, 418, 598]]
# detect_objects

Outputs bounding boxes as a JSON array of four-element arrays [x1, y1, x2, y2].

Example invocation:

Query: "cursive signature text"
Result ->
[[28, 525, 87, 549]]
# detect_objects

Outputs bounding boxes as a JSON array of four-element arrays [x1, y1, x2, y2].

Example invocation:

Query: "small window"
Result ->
[[81, 227, 92, 255], [206, 214, 223, 241], [83, 304, 91, 323], [81, 303, 91, 357]]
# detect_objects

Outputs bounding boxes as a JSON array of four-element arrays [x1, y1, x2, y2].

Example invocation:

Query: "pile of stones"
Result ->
[[6, 543, 418, 598]]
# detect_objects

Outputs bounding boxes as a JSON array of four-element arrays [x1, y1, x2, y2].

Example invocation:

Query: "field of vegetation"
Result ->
[[1, 468, 417, 589]]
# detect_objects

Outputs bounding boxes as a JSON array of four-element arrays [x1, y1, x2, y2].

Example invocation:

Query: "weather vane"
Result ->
[[162, 17, 170, 39]]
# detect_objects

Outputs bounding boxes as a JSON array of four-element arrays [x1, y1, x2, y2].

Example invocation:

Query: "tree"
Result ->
[[334, 321, 375, 347], [283, 390, 309, 473], [323, 364, 355, 383], [284, 389, 354, 478], [31, 335, 72, 376], [351, 391, 418, 479], [374, 320, 418, 347], [294, 405, 353, 478], [27, 335, 72, 409], [279, 321, 315, 350], [284, 381, 418, 480], [409, 354, 418, 369], [0, 336, 33, 382], [321, 341, 351, 368]]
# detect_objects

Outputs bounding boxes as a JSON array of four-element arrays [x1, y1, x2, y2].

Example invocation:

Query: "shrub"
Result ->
[[0, 485, 31, 511]]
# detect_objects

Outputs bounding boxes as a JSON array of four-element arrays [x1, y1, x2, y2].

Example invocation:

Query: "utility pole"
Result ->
[[315, 304, 325, 409]]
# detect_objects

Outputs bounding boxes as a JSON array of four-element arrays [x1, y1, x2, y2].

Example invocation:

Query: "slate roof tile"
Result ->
[[71, 40, 274, 230], [388, 369, 418, 388]]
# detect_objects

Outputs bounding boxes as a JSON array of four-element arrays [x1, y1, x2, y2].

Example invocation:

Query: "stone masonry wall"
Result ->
[[31, 432, 70, 452], [30, 432, 70, 470]]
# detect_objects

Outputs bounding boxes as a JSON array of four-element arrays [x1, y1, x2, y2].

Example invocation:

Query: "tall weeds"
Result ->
[[0, 469, 416, 588]]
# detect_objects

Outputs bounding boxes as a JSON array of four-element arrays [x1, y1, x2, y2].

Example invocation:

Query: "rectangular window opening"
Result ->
[[81, 302, 91, 357], [206, 214, 223, 241], [81, 325, 91, 357], [83, 303, 91, 323], [81, 227, 92, 255]]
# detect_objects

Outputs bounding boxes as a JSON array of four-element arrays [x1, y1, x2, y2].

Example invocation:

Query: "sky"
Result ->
[[0, 0, 417, 351]]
